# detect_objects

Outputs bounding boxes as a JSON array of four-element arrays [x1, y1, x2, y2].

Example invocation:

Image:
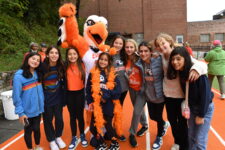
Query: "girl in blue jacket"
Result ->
[[167, 47, 214, 150], [13, 52, 44, 150], [86, 52, 122, 150]]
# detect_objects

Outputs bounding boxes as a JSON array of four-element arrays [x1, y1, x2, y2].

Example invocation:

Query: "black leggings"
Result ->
[[165, 97, 188, 150], [43, 103, 64, 142], [90, 114, 116, 141], [24, 115, 41, 149], [147, 101, 165, 137], [67, 89, 85, 136], [119, 91, 128, 105]]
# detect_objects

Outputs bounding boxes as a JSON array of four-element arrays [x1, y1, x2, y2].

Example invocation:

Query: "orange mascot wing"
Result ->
[[57, 3, 88, 57]]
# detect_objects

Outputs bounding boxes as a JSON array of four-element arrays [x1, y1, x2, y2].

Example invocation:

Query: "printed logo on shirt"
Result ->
[[115, 66, 125, 72], [145, 68, 154, 81], [99, 75, 108, 89], [100, 75, 105, 82], [100, 83, 108, 89], [115, 60, 123, 66], [92, 53, 100, 59], [127, 67, 141, 86]]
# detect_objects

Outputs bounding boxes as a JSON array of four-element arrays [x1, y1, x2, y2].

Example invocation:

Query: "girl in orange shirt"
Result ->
[[124, 39, 148, 147], [65, 47, 88, 149]]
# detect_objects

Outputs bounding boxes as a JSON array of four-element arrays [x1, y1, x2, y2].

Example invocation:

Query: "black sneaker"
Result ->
[[137, 126, 148, 136], [108, 141, 120, 150], [129, 134, 138, 147], [152, 136, 163, 150], [95, 142, 107, 150], [103, 132, 111, 141], [118, 135, 126, 142]]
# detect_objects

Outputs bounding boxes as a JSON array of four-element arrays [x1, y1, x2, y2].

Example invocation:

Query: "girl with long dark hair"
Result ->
[[13, 52, 44, 150], [64, 47, 88, 149], [167, 47, 214, 150], [86, 52, 122, 150], [42, 46, 66, 150]]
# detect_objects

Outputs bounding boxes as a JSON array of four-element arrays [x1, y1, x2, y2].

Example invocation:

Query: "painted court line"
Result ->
[[210, 126, 225, 147], [212, 88, 221, 95], [144, 104, 151, 150], [1, 120, 43, 150], [210, 88, 225, 147], [0, 122, 90, 150], [1, 133, 24, 150]]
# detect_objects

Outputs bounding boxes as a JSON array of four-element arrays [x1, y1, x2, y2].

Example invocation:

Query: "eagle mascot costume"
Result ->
[[57, 3, 122, 138]]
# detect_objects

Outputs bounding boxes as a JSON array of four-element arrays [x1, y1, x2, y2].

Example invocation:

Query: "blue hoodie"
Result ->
[[12, 69, 44, 118]]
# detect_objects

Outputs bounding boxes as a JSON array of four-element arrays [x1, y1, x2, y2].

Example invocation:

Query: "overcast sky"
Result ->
[[187, 0, 225, 22]]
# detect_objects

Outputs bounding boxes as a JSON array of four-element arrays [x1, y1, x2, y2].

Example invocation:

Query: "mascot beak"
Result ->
[[87, 22, 108, 46]]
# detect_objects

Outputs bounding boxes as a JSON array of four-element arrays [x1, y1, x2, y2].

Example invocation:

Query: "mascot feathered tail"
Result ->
[[57, 3, 122, 137]]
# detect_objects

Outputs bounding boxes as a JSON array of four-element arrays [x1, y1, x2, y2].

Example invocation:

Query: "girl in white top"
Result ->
[[154, 33, 207, 150]]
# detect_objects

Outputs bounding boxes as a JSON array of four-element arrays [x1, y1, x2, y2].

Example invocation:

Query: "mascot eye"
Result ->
[[86, 20, 95, 26], [105, 23, 108, 29]]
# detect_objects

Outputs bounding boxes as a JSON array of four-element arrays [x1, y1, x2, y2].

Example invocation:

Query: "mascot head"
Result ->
[[83, 15, 108, 48], [59, 3, 76, 18]]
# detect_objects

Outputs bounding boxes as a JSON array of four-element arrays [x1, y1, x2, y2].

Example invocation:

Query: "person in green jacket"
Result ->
[[204, 40, 225, 99]]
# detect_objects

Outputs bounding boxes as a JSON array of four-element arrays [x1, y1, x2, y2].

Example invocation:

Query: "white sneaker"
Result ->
[[56, 137, 66, 149], [171, 144, 180, 150], [34, 146, 44, 150], [50, 141, 59, 150], [221, 94, 225, 100]]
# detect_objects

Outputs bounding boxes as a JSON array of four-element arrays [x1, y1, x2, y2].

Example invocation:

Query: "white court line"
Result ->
[[1, 120, 44, 150], [1, 133, 24, 150], [210, 88, 225, 147], [144, 104, 151, 150], [212, 88, 221, 95], [210, 126, 225, 146], [0, 120, 90, 150]]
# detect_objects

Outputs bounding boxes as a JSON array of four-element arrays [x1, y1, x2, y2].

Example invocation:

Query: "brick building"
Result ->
[[71, 0, 225, 49], [79, 0, 187, 43], [187, 9, 225, 50], [188, 19, 225, 48]]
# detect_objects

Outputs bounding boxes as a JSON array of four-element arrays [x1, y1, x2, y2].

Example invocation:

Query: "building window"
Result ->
[[133, 33, 144, 45], [215, 33, 224, 41], [176, 35, 183, 43], [200, 34, 210, 42]]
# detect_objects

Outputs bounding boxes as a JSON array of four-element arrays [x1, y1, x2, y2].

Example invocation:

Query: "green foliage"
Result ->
[[0, 13, 58, 71], [23, 0, 60, 26], [78, 17, 86, 35], [0, 0, 29, 18], [0, 0, 86, 72]]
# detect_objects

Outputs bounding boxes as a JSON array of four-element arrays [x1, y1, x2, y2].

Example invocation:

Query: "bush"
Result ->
[[0, 0, 86, 71], [0, 0, 29, 18]]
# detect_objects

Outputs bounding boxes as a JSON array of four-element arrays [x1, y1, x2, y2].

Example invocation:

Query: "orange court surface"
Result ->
[[0, 88, 225, 150]]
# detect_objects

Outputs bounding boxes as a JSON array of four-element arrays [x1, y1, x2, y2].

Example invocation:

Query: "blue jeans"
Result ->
[[188, 102, 214, 150]]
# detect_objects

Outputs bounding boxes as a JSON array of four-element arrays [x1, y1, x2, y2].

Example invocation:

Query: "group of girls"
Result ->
[[12, 46, 88, 150], [111, 36, 170, 150], [108, 33, 213, 150], [12, 32, 214, 150]]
